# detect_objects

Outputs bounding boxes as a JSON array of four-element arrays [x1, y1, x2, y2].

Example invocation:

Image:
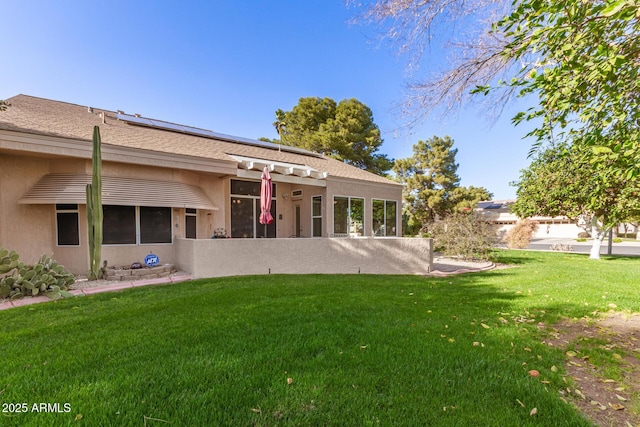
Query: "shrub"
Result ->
[[0, 248, 75, 300], [618, 232, 637, 239], [576, 238, 587, 242], [577, 231, 590, 238], [432, 212, 498, 260], [505, 219, 539, 249], [613, 238, 622, 243]]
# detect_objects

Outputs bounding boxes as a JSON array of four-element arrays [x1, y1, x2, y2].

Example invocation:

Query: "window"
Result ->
[[103, 205, 136, 244], [140, 207, 172, 244], [230, 179, 276, 238], [230, 179, 275, 197], [333, 196, 364, 236], [185, 208, 197, 239], [312, 196, 322, 237], [56, 204, 79, 246], [372, 200, 397, 236], [103, 205, 172, 245]]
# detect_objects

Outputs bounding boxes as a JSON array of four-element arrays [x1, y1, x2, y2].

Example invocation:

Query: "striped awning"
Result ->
[[19, 173, 218, 210]]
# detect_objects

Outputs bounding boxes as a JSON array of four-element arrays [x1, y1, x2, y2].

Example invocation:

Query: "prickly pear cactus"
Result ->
[[0, 248, 75, 300], [0, 248, 20, 275]]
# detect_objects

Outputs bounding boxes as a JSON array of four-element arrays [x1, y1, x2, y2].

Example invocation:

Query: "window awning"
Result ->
[[19, 173, 218, 210]]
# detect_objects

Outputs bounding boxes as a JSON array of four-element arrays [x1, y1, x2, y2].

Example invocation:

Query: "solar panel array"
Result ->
[[116, 113, 322, 158], [477, 202, 505, 210]]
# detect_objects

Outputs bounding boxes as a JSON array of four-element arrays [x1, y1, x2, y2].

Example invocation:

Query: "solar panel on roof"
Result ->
[[118, 115, 154, 127], [147, 119, 189, 133], [116, 113, 322, 157]]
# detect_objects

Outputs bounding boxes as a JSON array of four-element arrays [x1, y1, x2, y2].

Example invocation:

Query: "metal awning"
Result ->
[[19, 173, 218, 210]]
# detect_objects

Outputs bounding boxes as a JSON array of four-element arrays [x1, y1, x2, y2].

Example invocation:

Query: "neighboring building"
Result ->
[[478, 200, 640, 240], [0, 95, 412, 275], [476, 200, 582, 240]]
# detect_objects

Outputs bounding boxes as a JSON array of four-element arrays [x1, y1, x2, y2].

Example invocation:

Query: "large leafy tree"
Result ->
[[511, 143, 640, 259], [394, 135, 492, 233], [354, 0, 640, 178], [268, 97, 393, 176], [493, 0, 640, 179]]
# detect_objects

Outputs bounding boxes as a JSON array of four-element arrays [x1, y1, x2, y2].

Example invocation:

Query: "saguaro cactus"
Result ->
[[86, 126, 103, 280]]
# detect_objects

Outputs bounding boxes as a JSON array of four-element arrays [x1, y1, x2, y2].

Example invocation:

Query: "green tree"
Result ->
[[394, 135, 492, 233], [355, 0, 640, 179], [511, 143, 640, 259], [268, 97, 392, 176], [491, 0, 640, 180]]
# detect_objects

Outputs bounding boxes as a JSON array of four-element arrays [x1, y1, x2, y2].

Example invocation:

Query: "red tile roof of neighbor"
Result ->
[[0, 94, 400, 186]]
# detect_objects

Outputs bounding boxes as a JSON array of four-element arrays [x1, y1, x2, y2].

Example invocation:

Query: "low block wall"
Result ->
[[104, 264, 177, 281], [175, 237, 433, 279]]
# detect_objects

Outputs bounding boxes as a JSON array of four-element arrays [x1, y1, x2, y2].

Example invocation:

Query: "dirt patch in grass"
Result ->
[[544, 313, 640, 426]]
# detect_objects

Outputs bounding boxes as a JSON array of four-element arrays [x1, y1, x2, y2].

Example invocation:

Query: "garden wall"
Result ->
[[175, 237, 433, 279]]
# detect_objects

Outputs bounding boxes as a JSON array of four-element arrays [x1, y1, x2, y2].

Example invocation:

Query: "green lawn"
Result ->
[[1, 251, 638, 426]]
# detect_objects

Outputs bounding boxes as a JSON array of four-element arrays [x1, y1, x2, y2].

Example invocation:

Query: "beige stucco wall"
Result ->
[[175, 237, 433, 279], [0, 152, 227, 273], [274, 183, 327, 238], [220, 177, 329, 239], [2, 148, 403, 276], [325, 177, 403, 237], [0, 154, 56, 265]]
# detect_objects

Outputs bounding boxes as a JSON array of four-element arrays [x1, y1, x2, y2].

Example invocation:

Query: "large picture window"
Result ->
[[372, 200, 397, 236], [56, 204, 80, 246], [140, 207, 172, 244], [103, 205, 136, 244], [333, 196, 364, 236], [103, 205, 172, 245]]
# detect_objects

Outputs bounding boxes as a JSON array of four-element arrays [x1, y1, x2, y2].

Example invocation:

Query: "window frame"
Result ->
[[55, 204, 80, 247], [311, 195, 323, 238], [372, 199, 398, 237], [230, 179, 277, 238], [333, 195, 365, 237], [102, 205, 173, 246], [139, 206, 173, 244], [185, 208, 197, 239]]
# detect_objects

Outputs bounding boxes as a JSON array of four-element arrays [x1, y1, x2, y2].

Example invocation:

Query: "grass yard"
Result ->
[[0, 251, 638, 426]]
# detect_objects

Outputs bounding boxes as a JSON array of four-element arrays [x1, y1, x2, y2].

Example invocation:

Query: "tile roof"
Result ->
[[0, 94, 400, 186]]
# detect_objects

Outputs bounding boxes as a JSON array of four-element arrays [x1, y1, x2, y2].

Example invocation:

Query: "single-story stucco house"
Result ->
[[477, 200, 640, 240], [0, 95, 432, 278]]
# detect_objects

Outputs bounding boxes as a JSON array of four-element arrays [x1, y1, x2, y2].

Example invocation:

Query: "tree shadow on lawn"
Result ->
[[424, 265, 613, 327], [0, 266, 613, 427], [490, 254, 537, 265]]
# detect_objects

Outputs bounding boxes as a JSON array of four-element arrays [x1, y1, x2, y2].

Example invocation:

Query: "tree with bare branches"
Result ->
[[350, 0, 515, 121], [351, 0, 640, 178]]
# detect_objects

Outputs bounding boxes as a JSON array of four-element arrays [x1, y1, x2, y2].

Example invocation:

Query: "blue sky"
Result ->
[[1, 0, 536, 199]]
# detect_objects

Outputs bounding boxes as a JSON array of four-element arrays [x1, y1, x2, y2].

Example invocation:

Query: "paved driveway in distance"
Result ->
[[522, 237, 640, 257]]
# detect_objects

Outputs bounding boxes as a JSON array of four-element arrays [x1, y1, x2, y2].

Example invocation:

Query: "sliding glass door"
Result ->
[[230, 180, 277, 238]]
